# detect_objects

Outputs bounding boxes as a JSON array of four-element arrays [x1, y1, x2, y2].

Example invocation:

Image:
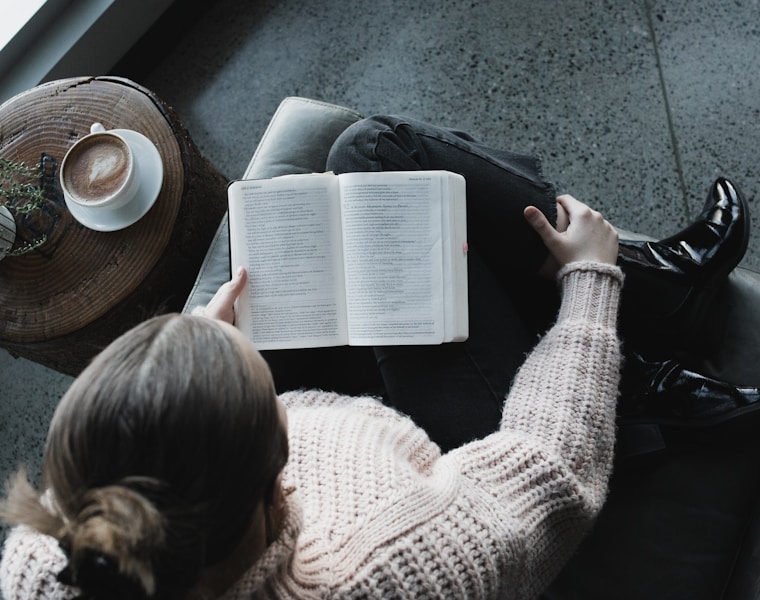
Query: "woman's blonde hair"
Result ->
[[1, 314, 288, 599]]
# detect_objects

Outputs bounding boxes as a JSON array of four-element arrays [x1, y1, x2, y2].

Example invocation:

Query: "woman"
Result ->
[[0, 199, 621, 600], [0, 115, 750, 599]]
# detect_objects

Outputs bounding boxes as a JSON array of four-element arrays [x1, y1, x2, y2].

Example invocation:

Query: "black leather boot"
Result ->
[[615, 352, 760, 467], [617, 177, 750, 352], [619, 352, 760, 432], [619, 177, 749, 288]]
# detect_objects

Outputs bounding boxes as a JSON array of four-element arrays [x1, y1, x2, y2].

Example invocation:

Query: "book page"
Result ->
[[338, 171, 444, 345], [228, 175, 348, 350]]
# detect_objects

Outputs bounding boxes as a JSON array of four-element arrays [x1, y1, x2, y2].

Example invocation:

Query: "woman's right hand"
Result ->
[[524, 195, 618, 267]]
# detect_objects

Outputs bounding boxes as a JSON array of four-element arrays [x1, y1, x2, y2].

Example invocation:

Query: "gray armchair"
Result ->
[[184, 96, 760, 599]]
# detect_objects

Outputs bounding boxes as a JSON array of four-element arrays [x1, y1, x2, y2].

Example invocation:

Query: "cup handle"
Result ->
[[90, 123, 106, 134]]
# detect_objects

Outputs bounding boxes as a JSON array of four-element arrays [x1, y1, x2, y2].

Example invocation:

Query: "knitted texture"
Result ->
[[1, 525, 74, 599], [1, 262, 623, 600], [225, 262, 624, 599]]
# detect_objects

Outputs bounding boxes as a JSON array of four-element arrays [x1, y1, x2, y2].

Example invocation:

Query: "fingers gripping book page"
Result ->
[[228, 174, 348, 350]]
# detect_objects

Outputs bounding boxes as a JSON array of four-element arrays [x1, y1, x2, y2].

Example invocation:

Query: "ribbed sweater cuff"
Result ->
[[555, 261, 624, 330]]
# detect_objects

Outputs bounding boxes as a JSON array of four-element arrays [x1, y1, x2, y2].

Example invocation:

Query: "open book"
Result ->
[[228, 170, 468, 350]]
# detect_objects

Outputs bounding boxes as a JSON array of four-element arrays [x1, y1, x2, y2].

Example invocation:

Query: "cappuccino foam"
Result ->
[[63, 135, 131, 204]]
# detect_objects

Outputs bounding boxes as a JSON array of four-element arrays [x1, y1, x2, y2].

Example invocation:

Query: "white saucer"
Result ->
[[64, 129, 164, 232]]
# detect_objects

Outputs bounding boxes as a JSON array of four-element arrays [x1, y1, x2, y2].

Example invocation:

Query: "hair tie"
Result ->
[[57, 547, 150, 600]]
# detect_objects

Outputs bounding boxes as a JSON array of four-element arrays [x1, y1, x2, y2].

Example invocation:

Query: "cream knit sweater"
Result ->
[[1, 262, 623, 599]]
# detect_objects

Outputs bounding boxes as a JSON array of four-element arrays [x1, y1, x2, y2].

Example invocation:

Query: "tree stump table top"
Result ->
[[0, 76, 228, 374]]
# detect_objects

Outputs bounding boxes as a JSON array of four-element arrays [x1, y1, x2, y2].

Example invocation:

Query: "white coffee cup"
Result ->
[[60, 123, 140, 210]]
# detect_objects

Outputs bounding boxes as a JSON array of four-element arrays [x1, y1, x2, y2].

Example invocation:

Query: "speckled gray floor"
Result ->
[[1, 0, 758, 553]]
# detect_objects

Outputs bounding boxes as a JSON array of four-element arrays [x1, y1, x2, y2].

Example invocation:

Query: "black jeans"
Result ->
[[263, 115, 559, 451]]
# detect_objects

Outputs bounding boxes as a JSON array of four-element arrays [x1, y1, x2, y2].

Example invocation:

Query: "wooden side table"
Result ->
[[0, 76, 228, 375]]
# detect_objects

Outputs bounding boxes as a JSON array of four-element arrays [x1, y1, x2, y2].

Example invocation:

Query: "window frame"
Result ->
[[0, 0, 174, 104]]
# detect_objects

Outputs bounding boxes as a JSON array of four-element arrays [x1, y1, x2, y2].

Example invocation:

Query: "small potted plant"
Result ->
[[0, 157, 48, 261]]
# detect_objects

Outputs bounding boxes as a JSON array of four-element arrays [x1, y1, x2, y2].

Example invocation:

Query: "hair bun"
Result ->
[[58, 485, 165, 598]]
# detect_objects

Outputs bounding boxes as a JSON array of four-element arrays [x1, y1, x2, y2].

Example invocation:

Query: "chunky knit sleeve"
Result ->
[[1, 526, 76, 600], [449, 260, 623, 598]]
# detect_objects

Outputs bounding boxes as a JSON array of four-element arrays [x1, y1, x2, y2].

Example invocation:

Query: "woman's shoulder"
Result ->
[[283, 390, 441, 481]]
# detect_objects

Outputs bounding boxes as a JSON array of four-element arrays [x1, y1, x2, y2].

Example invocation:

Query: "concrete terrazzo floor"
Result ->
[[1, 0, 758, 568]]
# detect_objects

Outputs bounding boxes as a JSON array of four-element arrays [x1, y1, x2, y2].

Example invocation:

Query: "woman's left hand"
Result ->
[[524, 195, 618, 267], [193, 267, 248, 324]]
